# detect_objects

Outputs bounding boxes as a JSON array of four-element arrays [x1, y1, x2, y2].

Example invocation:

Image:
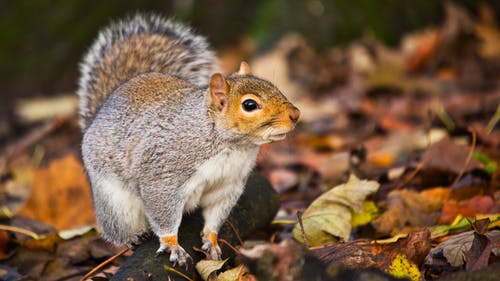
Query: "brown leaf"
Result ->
[[0, 230, 10, 259], [314, 230, 431, 270], [422, 136, 483, 176], [472, 218, 490, 234], [425, 230, 500, 270], [372, 189, 441, 236], [465, 231, 493, 271], [18, 153, 95, 230]]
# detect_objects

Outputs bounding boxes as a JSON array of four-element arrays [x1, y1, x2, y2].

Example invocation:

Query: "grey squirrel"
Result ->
[[78, 14, 300, 266]]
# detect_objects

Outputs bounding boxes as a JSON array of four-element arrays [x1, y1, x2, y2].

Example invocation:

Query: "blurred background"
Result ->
[[1, 0, 498, 110]]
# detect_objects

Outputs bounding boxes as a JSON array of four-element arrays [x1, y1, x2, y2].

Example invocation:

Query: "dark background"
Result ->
[[0, 0, 498, 113]]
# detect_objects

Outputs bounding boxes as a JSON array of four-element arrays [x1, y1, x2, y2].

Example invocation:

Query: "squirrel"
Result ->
[[77, 14, 300, 266]]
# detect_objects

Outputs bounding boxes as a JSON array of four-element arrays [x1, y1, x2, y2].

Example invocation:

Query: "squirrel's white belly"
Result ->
[[182, 147, 259, 212]]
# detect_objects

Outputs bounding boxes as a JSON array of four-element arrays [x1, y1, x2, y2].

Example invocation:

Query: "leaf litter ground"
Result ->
[[1, 2, 500, 280]]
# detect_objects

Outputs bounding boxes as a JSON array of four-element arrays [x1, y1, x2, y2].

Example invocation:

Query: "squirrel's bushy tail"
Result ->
[[77, 14, 217, 130]]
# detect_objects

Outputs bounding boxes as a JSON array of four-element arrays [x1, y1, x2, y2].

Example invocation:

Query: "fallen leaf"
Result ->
[[351, 201, 380, 229], [372, 189, 442, 236], [402, 28, 441, 71], [472, 151, 497, 175], [17, 153, 95, 230], [419, 187, 451, 203], [431, 214, 472, 239], [293, 174, 380, 245], [425, 230, 500, 268], [317, 151, 350, 185], [439, 195, 498, 224], [15, 95, 78, 123], [0, 230, 10, 259], [217, 265, 248, 281], [314, 230, 431, 269], [431, 214, 500, 239], [465, 231, 492, 271], [385, 254, 421, 281], [196, 259, 229, 281], [58, 225, 95, 240], [421, 136, 483, 176]]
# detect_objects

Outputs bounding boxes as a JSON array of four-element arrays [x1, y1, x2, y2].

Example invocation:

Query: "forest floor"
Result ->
[[0, 3, 499, 281]]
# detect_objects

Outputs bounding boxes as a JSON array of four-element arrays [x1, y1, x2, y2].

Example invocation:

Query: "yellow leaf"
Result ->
[[351, 201, 380, 228], [386, 254, 421, 281], [374, 233, 408, 244]]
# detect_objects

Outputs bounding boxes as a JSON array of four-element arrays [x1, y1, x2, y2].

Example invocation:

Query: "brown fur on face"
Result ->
[[209, 71, 300, 144]]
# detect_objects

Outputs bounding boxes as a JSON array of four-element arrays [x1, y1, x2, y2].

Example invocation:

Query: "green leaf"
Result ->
[[431, 214, 500, 239], [293, 174, 380, 246], [472, 151, 496, 175]]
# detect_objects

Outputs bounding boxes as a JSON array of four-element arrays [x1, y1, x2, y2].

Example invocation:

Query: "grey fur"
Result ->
[[78, 14, 298, 264], [78, 13, 217, 130], [82, 72, 257, 248], [79, 14, 255, 254]]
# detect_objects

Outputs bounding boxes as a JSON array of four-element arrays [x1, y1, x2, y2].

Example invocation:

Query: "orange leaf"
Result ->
[[18, 154, 95, 230], [439, 195, 498, 224]]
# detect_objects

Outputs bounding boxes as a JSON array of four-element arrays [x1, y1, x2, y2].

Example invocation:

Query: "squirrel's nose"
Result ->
[[289, 106, 300, 123]]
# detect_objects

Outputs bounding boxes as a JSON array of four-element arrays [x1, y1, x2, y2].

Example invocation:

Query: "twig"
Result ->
[[271, 219, 297, 225], [396, 155, 431, 189], [219, 238, 241, 255], [450, 129, 476, 189], [435, 104, 455, 131], [296, 211, 310, 248], [226, 219, 243, 246], [485, 103, 500, 134], [80, 247, 129, 281], [0, 224, 40, 239], [163, 265, 193, 281]]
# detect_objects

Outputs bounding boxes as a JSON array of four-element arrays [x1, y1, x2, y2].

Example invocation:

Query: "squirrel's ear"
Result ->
[[209, 73, 228, 112], [238, 61, 251, 75]]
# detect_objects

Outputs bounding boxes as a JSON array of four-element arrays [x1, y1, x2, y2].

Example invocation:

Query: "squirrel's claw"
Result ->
[[157, 244, 192, 267], [201, 241, 222, 260], [201, 232, 222, 260]]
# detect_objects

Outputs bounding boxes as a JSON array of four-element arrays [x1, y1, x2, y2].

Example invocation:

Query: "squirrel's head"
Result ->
[[208, 62, 300, 145]]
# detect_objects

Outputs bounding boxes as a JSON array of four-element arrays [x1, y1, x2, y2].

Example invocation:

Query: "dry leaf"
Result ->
[[17, 154, 95, 230], [196, 258, 228, 281], [217, 265, 248, 281], [422, 136, 483, 175], [372, 189, 442, 236], [293, 174, 379, 245], [314, 230, 431, 269], [425, 230, 500, 268], [439, 195, 498, 224]]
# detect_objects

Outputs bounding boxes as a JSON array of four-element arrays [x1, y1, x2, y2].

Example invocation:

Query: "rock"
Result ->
[[111, 172, 280, 281]]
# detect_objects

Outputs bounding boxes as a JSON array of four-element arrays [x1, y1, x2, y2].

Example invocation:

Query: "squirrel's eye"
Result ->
[[242, 99, 259, 112]]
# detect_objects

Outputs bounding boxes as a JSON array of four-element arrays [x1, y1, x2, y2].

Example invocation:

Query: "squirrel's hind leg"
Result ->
[[91, 174, 149, 246]]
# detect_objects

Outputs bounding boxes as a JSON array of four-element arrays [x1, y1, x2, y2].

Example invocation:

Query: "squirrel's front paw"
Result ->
[[201, 232, 222, 260], [157, 235, 192, 266]]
